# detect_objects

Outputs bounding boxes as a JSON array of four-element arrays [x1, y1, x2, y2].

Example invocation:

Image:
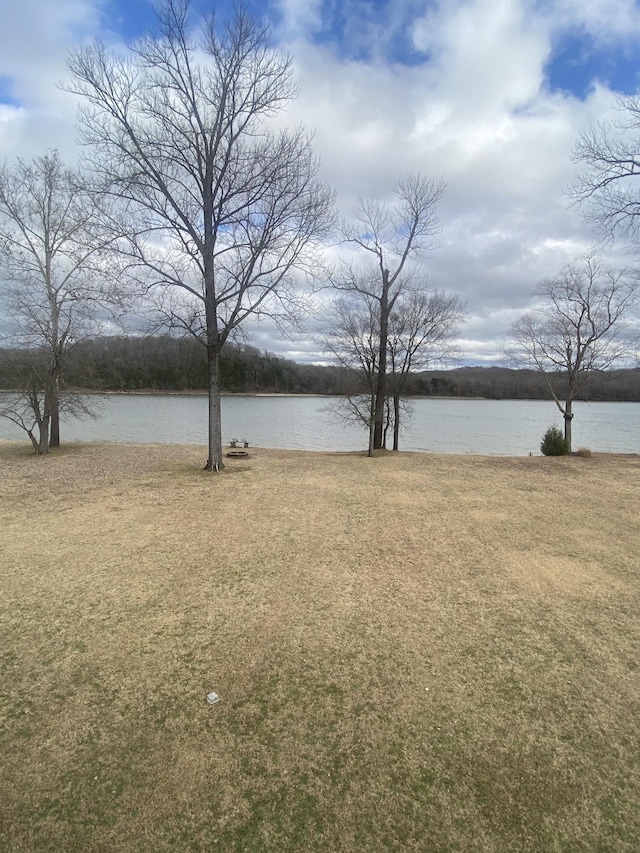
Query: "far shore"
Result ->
[[0, 386, 509, 400], [6, 386, 640, 403]]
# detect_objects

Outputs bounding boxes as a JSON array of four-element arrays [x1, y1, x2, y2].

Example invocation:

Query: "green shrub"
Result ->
[[540, 426, 568, 456]]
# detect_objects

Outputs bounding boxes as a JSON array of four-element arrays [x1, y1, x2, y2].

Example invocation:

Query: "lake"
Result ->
[[0, 393, 638, 455]]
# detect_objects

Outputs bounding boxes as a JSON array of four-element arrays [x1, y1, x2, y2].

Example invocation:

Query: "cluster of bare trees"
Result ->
[[1, 0, 639, 465], [322, 176, 465, 454], [1, 0, 334, 468], [0, 0, 465, 465]]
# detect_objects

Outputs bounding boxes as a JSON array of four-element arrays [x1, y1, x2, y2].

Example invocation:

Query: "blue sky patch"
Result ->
[[0, 76, 20, 107], [103, 0, 272, 41], [102, 0, 163, 40], [102, 0, 431, 66], [306, 0, 431, 66], [546, 31, 640, 98]]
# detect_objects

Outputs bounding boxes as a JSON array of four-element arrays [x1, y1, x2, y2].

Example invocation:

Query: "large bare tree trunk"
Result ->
[[49, 345, 63, 447], [205, 346, 224, 472], [564, 400, 573, 452], [49, 378, 60, 447], [373, 268, 389, 450], [49, 314, 62, 447], [38, 414, 51, 455], [37, 383, 52, 455]]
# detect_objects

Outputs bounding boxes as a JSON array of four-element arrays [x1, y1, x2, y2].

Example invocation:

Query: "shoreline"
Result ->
[[0, 437, 637, 460]]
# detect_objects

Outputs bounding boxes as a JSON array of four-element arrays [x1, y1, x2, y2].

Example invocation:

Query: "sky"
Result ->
[[1, 0, 640, 365]]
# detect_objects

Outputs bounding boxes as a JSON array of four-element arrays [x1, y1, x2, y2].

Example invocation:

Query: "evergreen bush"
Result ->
[[540, 426, 568, 456]]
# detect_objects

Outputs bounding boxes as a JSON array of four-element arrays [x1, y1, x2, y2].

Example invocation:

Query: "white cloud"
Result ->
[[0, 0, 105, 161], [267, 0, 640, 363], [1, 0, 639, 364], [543, 0, 640, 45], [275, 0, 324, 39], [412, 0, 549, 113]]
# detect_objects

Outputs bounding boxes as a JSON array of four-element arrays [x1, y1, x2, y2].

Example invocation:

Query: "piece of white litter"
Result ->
[[207, 691, 220, 705]]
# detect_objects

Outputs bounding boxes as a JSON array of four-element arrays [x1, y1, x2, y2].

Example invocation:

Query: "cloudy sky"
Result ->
[[1, 0, 640, 364]]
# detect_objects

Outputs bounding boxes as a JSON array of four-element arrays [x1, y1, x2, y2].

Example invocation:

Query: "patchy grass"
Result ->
[[1, 441, 640, 852]]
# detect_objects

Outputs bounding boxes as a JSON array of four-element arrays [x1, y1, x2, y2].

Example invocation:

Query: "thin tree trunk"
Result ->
[[393, 394, 400, 451], [383, 399, 391, 449], [26, 428, 39, 453], [368, 393, 375, 457], [205, 345, 224, 472], [373, 268, 389, 449], [38, 383, 52, 455]]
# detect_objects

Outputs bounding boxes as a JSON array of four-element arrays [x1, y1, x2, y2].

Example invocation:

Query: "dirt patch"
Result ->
[[504, 550, 628, 597]]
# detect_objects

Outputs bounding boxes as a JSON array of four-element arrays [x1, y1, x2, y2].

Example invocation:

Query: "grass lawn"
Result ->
[[1, 441, 639, 851]]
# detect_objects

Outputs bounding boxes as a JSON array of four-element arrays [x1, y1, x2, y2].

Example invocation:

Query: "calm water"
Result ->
[[1, 393, 638, 455]]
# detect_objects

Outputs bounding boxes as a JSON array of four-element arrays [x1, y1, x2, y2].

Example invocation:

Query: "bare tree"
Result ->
[[322, 285, 463, 454], [508, 257, 638, 451], [0, 349, 52, 453], [571, 96, 640, 244], [333, 174, 445, 449], [66, 0, 334, 471], [322, 294, 380, 456], [0, 151, 119, 452], [387, 289, 465, 450], [0, 348, 96, 453]]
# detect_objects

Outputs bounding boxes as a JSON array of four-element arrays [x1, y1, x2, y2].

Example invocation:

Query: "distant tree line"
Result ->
[[1, 336, 639, 401], [414, 365, 640, 402]]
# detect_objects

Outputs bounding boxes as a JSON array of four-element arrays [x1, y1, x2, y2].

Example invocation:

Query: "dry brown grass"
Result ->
[[1, 440, 640, 852], [574, 447, 593, 458]]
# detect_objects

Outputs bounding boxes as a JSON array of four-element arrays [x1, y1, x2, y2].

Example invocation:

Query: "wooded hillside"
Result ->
[[1, 336, 639, 401]]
